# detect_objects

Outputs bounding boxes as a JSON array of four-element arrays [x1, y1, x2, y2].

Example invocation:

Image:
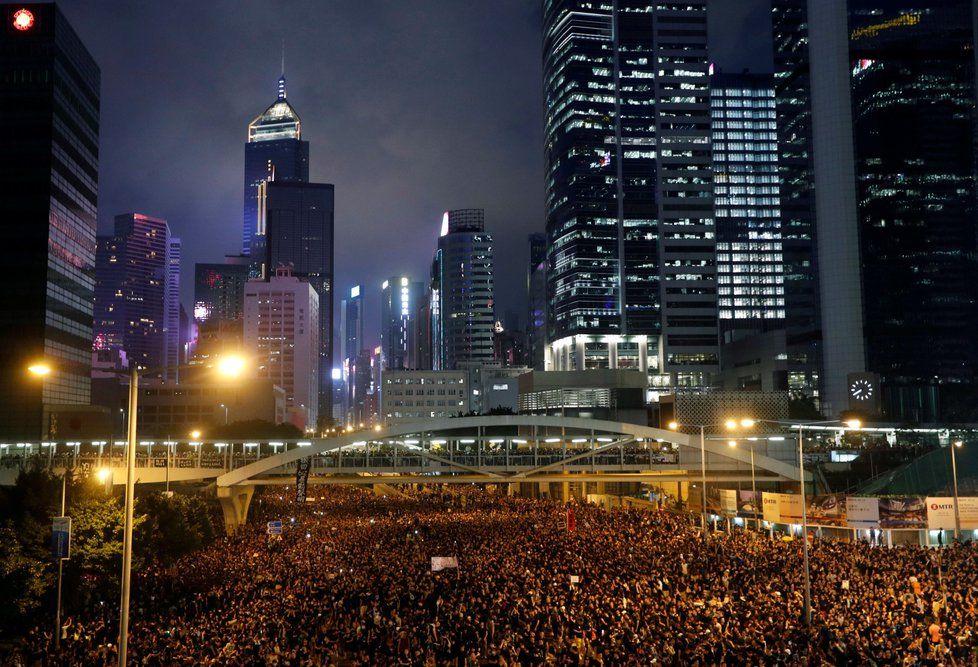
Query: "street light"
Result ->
[[27, 363, 65, 649], [27, 362, 52, 377], [748, 417, 861, 626], [728, 439, 759, 531], [951, 441, 963, 540], [668, 417, 753, 536], [28, 353, 246, 666], [190, 430, 201, 441]]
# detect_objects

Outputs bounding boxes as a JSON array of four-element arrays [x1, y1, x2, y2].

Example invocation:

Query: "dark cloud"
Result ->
[[58, 0, 768, 347]]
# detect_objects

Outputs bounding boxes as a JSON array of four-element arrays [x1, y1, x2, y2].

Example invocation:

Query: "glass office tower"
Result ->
[[431, 210, 495, 370], [94, 214, 180, 380], [243, 74, 309, 256], [260, 181, 335, 418], [771, 0, 823, 406], [781, 0, 978, 420], [380, 277, 424, 370], [848, 0, 978, 420], [542, 0, 716, 388], [0, 4, 99, 438]]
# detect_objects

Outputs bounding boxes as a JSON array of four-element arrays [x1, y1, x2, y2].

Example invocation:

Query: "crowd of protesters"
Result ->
[[10, 485, 978, 666]]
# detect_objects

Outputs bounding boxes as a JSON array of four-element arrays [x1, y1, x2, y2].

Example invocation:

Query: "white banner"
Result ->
[[846, 497, 880, 529], [779, 494, 804, 523], [719, 489, 738, 517], [431, 556, 459, 571], [926, 497, 978, 530], [762, 492, 781, 523]]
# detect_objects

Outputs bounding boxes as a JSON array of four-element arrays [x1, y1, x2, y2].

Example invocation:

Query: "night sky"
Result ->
[[58, 0, 772, 348]]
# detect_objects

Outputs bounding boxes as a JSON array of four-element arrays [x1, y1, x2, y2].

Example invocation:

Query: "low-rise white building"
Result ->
[[380, 369, 469, 425]]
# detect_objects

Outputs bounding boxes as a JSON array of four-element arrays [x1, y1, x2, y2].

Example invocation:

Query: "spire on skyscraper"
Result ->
[[278, 40, 286, 100]]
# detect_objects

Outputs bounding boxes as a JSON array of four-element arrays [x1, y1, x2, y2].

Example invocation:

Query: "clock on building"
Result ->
[[849, 378, 873, 400], [846, 372, 880, 415]]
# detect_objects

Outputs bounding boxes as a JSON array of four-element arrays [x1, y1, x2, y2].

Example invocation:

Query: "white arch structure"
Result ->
[[215, 416, 800, 530]]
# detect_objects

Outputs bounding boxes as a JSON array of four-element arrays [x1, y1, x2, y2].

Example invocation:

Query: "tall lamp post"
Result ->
[[727, 439, 759, 531], [750, 418, 861, 626], [29, 354, 246, 666], [668, 417, 755, 536], [27, 362, 67, 650], [951, 441, 963, 541]]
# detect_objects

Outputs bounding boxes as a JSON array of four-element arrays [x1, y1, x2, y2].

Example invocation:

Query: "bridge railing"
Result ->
[[0, 445, 680, 476]]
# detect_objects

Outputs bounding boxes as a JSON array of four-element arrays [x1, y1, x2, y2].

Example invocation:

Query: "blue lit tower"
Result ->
[[243, 70, 309, 256]]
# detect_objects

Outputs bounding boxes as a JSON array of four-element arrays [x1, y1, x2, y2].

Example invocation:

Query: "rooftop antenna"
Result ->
[[277, 40, 287, 100]]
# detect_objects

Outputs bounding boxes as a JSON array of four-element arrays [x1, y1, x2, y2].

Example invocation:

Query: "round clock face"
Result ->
[[850, 379, 874, 400]]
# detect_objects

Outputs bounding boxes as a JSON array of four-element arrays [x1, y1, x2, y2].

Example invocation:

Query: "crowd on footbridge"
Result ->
[[9, 485, 978, 666]]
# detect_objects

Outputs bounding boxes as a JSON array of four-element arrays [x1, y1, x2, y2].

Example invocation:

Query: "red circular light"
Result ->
[[12, 8, 34, 31]]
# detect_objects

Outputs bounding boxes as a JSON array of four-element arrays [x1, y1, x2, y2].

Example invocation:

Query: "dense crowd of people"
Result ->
[[9, 485, 978, 665]]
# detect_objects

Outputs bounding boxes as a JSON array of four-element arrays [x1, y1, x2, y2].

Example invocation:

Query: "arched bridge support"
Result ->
[[217, 484, 255, 533]]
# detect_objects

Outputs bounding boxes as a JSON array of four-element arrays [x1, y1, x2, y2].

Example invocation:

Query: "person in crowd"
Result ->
[[11, 485, 978, 666]]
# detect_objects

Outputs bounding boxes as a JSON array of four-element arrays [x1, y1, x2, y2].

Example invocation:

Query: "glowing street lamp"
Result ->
[[667, 418, 754, 536], [27, 362, 52, 377], [65, 352, 246, 667]]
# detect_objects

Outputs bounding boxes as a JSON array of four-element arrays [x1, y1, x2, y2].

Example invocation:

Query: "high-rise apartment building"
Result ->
[[794, 0, 978, 420], [255, 180, 335, 418], [431, 210, 495, 370], [0, 4, 99, 438], [244, 267, 319, 428], [542, 0, 717, 388], [242, 73, 309, 256], [93, 214, 180, 380], [380, 276, 423, 370]]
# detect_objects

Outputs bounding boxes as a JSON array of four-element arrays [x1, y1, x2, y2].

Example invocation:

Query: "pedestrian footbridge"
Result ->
[[1, 415, 802, 531]]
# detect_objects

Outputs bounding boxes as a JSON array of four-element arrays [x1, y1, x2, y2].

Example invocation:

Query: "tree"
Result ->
[[136, 492, 216, 566], [0, 523, 53, 631]]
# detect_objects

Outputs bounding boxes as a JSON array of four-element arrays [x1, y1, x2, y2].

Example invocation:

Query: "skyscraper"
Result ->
[[431, 210, 495, 370], [0, 4, 99, 438], [801, 0, 978, 420], [257, 180, 335, 418], [542, 0, 717, 388], [242, 72, 309, 256], [380, 276, 423, 370], [244, 267, 319, 429], [711, 72, 792, 393], [164, 236, 181, 377], [93, 214, 180, 380], [526, 233, 547, 371], [340, 285, 364, 367], [771, 0, 823, 406], [193, 257, 251, 324]]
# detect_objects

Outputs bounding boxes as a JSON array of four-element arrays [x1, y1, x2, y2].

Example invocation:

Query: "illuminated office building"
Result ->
[[791, 0, 978, 419], [431, 210, 495, 370], [543, 0, 717, 388], [93, 214, 180, 380], [242, 72, 309, 256], [380, 276, 424, 370], [0, 4, 99, 438]]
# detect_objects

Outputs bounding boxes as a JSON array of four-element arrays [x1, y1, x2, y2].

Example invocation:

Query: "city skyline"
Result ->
[[56, 0, 771, 346]]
